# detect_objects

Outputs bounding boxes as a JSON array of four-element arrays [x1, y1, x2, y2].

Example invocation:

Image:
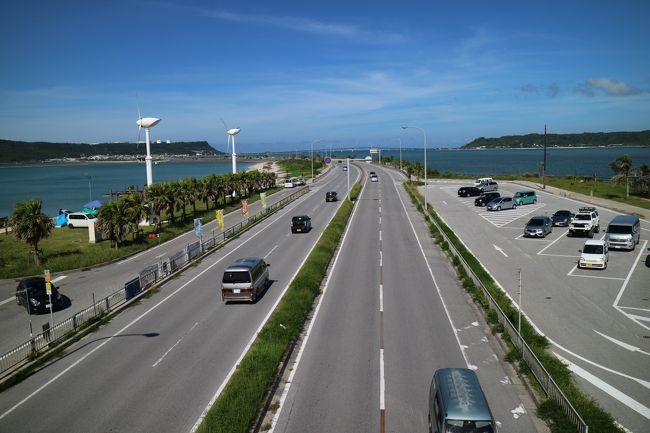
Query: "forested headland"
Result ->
[[462, 130, 650, 149]]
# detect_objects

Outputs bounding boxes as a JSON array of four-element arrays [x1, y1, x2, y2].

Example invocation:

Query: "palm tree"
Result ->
[[145, 183, 167, 229], [199, 174, 216, 210], [123, 193, 148, 240], [10, 199, 54, 265], [97, 200, 131, 248], [609, 154, 633, 199], [183, 177, 200, 216]]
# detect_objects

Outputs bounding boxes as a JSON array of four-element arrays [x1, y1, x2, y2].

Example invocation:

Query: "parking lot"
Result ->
[[428, 180, 650, 433]]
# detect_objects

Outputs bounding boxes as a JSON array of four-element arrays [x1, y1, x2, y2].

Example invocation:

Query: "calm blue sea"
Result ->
[[0, 161, 253, 217], [2, 147, 648, 217], [330, 146, 649, 179]]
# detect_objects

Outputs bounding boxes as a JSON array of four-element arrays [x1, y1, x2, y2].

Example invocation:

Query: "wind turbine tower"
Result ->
[[227, 127, 241, 174], [136, 116, 161, 186]]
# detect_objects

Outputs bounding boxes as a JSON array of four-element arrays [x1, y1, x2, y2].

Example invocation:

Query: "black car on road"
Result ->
[[325, 191, 338, 202], [551, 210, 575, 226], [16, 277, 66, 314], [474, 192, 500, 206], [457, 186, 482, 197], [291, 215, 312, 233]]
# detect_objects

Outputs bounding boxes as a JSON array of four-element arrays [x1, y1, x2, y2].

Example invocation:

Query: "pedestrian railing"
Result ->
[[0, 187, 309, 377], [413, 191, 588, 433]]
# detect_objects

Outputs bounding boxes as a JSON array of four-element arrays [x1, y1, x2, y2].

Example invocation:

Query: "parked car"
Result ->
[[15, 277, 66, 314], [524, 216, 553, 237], [457, 186, 482, 197], [370, 174, 379, 182], [551, 210, 575, 227], [66, 212, 97, 228], [513, 190, 537, 205], [291, 215, 312, 233], [343, 166, 348, 171], [486, 197, 516, 211], [473, 177, 493, 187], [284, 178, 295, 188], [578, 239, 609, 270], [325, 191, 338, 202], [478, 181, 498, 192], [474, 192, 500, 206]]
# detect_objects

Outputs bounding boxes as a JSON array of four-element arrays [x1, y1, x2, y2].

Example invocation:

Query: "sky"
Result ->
[[1, 0, 649, 152]]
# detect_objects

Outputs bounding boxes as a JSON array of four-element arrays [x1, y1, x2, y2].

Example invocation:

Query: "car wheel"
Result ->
[[512, 203, 517, 209], [645, 255, 650, 267], [16, 295, 21, 306], [534, 198, 537, 204], [595, 225, 600, 233], [68, 223, 74, 229], [497, 206, 501, 211], [588, 230, 594, 238]]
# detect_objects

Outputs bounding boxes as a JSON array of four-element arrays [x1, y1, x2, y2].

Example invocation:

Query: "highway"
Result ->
[[271, 166, 545, 433], [0, 183, 307, 353], [0, 165, 358, 432], [424, 180, 650, 433]]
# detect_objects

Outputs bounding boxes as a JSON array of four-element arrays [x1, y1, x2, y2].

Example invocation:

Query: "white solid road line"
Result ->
[[554, 352, 650, 420], [536, 230, 566, 255], [594, 330, 650, 356]]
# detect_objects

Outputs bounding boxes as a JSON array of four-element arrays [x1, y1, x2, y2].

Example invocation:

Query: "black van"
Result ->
[[291, 215, 312, 233], [325, 191, 338, 202], [458, 187, 482, 197], [475, 192, 500, 206]]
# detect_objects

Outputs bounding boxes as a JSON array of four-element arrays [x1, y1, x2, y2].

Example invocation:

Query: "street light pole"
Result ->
[[401, 125, 428, 210], [311, 139, 321, 184], [398, 139, 402, 172]]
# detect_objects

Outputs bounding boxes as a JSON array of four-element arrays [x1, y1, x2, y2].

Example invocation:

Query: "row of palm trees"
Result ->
[[10, 170, 277, 263]]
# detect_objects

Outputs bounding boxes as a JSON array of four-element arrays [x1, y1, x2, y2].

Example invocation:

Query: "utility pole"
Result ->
[[543, 124, 547, 189]]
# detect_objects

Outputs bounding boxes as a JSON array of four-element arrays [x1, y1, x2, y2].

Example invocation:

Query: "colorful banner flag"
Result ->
[[242, 199, 249, 217], [216, 209, 224, 230], [260, 192, 267, 209]]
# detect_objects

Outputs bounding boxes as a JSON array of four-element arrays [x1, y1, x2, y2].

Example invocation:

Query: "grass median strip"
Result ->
[[403, 181, 623, 433], [196, 182, 361, 433]]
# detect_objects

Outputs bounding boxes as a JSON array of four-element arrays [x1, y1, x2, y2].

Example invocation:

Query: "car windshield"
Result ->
[[445, 420, 494, 433], [527, 218, 544, 226], [607, 225, 632, 234], [222, 271, 251, 284], [575, 214, 591, 220], [554, 211, 571, 217], [583, 245, 604, 254]]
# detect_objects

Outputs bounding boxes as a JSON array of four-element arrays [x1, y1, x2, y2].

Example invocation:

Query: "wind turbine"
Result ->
[[136, 109, 161, 186], [221, 119, 241, 174]]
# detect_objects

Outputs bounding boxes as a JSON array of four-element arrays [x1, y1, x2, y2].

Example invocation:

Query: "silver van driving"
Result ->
[[221, 257, 270, 303], [429, 368, 497, 433], [606, 215, 641, 251]]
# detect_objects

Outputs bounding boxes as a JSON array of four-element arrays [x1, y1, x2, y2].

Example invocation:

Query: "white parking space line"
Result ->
[[613, 240, 650, 330], [493, 244, 508, 257], [569, 273, 626, 281], [537, 230, 567, 255], [594, 330, 650, 356], [442, 200, 448, 205]]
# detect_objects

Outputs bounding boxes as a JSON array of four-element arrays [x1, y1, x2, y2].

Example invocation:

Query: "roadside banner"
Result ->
[[260, 192, 267, 209], [193, 218, 203, 238], [216, 209, 224, 229], [44, 269, 51, 295], [242, 199, 249, 217]]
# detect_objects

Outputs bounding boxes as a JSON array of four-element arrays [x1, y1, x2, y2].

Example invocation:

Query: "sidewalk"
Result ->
[[511, 180, 650, 221]]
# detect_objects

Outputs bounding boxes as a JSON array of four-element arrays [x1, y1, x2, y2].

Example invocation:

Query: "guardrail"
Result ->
[[409, 187, 589, 433], [0, 187, 309, 377]]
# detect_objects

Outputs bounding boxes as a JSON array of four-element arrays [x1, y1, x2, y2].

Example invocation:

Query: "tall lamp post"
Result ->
[[311, 139, 321, 183], [401, 125, 428, 210], [398, 138, 402, 171]]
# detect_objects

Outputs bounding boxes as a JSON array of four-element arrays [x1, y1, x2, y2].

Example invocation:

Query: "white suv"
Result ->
[[66, 212, 97, 228], [578, 239, 608, 269]]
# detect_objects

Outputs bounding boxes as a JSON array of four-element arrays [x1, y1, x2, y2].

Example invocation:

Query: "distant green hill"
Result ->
[[462, 130, 650, 149], [0, 139, 223, 163]]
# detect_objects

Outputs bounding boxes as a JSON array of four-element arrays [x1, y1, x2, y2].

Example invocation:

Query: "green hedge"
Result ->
[[403, 181, 623, 433], [197, 183, 359, 433]]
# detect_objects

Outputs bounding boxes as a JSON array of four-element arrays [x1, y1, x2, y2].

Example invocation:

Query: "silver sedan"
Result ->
[[486, 196, 516, 211]]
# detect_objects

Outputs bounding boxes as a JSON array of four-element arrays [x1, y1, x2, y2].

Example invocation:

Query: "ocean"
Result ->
[[0, 161, 253, 217], [1, 147, 648, 217]]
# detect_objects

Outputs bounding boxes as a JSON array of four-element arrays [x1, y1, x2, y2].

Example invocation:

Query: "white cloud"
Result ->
[[583, 77, 640, 96]]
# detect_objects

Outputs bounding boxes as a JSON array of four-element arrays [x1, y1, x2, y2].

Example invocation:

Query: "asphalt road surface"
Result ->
[[271, 166, 547, 433], [424, 179, 650, 433], [0, 165, 358, 432]]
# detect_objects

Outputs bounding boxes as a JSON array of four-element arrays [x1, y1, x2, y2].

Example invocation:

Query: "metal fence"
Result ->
[[0, 187, 309, 376], [414, 193, 589, 433]]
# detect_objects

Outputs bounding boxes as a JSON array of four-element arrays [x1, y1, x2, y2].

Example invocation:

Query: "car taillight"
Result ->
[[242, 289, 253, 293], [222, 288, 232, 293]]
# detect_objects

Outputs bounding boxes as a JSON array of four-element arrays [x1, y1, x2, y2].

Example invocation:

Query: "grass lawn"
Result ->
[[0, 188, 280, 279], [277, 158, 324, 179]]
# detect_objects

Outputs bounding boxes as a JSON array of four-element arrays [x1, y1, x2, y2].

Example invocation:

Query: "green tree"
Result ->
[[609, 154, 633, 199], [123, 193, 148, 240], [10, 199, 54, 265], [97, 199, 131, 248]]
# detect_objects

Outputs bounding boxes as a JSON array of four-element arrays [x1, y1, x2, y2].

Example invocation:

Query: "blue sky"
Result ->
[[1, 0, 649, 152]]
